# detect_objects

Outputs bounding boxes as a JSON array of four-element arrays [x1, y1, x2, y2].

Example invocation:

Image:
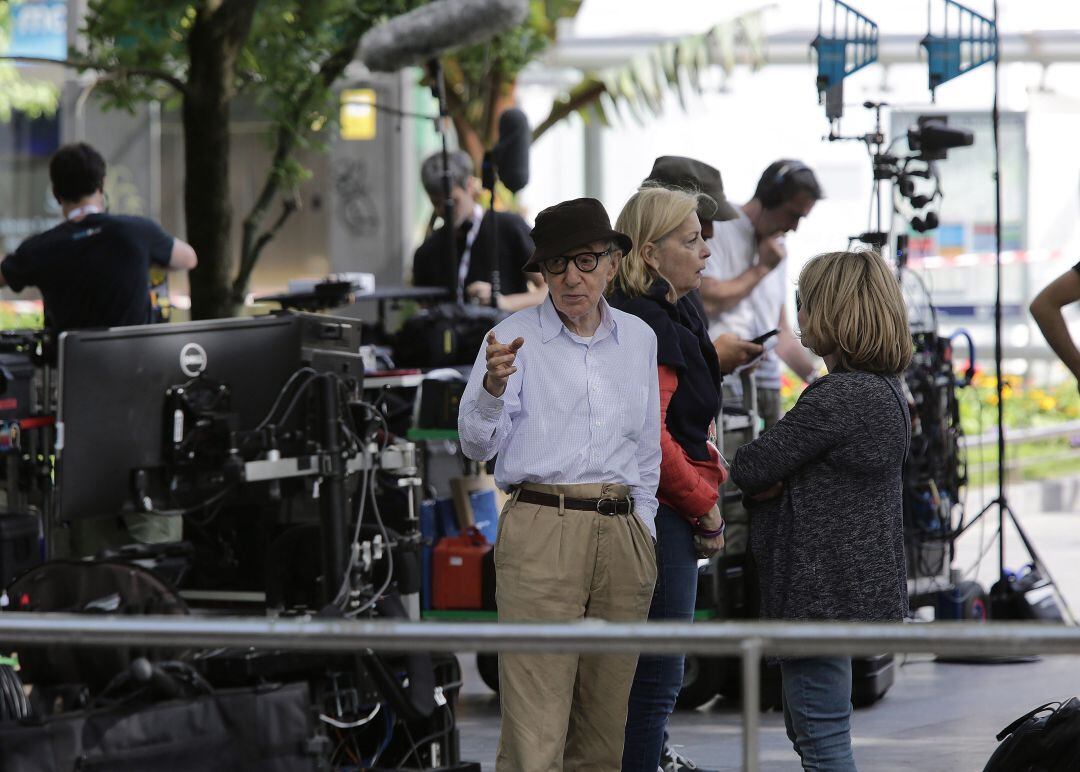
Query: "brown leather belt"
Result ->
[[515, 488, 635, 516]]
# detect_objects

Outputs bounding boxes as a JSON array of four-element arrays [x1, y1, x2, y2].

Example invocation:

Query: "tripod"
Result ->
[[953, 0, 1074, 626]]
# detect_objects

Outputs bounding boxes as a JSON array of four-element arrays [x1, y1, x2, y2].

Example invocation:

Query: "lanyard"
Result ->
[[66, 204, 102, 221], [456, 205, 484, 303]]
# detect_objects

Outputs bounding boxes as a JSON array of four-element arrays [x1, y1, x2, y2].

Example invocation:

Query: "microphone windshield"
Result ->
[[492, 108, 531, 193], [360, 0, 529, 72]]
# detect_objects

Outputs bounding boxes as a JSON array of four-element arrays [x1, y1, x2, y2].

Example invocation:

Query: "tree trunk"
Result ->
[[183, 1, 257, 320]]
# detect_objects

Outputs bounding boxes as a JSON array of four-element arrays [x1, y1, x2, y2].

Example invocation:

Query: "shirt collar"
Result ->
[[538, 294, 619, 344]]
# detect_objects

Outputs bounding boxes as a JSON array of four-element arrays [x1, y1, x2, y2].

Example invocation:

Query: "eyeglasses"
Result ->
[[795, 288, 803, 313], [541, 249, 611, 275]]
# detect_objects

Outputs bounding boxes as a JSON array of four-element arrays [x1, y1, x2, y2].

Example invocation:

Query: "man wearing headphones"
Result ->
[[698, 159, 823, 429]]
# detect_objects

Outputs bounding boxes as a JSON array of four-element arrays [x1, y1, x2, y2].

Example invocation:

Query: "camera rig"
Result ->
[[827, 100, 979, 605]]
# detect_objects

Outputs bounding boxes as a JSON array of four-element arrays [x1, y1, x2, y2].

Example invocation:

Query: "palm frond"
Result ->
[[533, 7, 769, 142]]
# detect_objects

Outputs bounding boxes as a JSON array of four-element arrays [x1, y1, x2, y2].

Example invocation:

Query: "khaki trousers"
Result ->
[[495, 482, 657, 772]]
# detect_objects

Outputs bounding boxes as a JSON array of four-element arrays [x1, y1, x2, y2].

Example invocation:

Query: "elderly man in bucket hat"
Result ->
[[458, 197, 661, 771]]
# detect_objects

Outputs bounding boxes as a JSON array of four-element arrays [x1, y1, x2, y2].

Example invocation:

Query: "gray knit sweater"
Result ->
[[731, 371, 910, 622]]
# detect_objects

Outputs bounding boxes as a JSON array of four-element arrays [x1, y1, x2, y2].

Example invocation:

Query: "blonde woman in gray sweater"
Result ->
[[732, 250, 912, 771]]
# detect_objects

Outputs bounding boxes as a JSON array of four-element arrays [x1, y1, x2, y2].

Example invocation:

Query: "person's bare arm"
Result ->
[[498, 272, 547, 312], [776, 305, 817, 381], [1030, 267, 1080, 383], [468, 272, 547, 312], [698, 235, 784, 317], [169, 238, 198, 270]]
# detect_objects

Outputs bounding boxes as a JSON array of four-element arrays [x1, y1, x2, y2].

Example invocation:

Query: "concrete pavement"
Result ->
[[453, 476, 1080, 770]]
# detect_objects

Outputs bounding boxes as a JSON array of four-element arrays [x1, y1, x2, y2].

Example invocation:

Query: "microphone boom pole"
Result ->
[[426, 59, 460, 302]]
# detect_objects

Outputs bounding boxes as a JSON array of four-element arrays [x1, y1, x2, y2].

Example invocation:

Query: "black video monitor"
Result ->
[[56, 315, 304, 523]]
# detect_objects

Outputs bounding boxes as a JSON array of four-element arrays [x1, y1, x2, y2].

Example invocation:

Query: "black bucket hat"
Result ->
[[644, 155, 740, 222], [524, 198, 633, 272]]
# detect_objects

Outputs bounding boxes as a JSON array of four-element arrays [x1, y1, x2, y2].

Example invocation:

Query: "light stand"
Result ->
[[952, 0, 1074, 625], [481, 151, 501, 309]]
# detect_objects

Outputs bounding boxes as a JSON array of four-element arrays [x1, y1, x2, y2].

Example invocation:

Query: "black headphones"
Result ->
[[759, 160, 811, 209]]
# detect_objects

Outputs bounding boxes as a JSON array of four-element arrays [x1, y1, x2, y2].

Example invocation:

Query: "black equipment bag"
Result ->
[[5, 559, 189, 690], [393, 304, 506, 368], [850, 653, 896, 708], [983, 697, 1080, 771], [0, 681, 323, 772], [990, 564, 1065, 623]]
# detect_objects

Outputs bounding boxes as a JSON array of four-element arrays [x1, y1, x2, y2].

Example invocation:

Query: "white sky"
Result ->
[[573, 0, 1080, 37]]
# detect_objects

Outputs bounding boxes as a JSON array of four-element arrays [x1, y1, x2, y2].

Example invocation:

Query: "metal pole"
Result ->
[[741, 638, 763, 772], [318, 374, 347, 605], [1, 616, 1079, 657], [991, 0, 1007, 583]]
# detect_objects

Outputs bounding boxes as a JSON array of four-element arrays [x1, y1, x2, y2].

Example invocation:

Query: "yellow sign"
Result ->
[[340, 89, 377, 141]]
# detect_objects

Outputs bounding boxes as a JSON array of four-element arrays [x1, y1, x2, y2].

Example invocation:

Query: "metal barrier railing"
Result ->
[[1, 615, 1078, 770], [961, 419, 1080, 449]]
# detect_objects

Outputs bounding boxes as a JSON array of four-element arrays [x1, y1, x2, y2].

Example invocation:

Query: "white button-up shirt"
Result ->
[[458, 295, 662, 535]]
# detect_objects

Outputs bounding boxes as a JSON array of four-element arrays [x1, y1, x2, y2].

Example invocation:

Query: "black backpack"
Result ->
[[983, 697, 1080, 771]]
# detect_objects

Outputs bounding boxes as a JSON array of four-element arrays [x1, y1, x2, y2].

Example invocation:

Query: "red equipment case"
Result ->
[[432, 528, 491, 610]]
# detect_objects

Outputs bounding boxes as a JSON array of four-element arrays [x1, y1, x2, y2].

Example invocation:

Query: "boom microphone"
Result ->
[[492, 108, 531, 193], [359, 0, 529, 72]]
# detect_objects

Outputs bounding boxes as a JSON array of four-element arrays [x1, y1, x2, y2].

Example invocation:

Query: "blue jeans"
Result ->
[[781, 656, 858, 771], [622, 505, 698, 771]]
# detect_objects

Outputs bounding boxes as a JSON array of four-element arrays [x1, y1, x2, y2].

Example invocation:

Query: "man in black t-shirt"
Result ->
[[1031, 261, 1080, 394], [412, 150, 545, 312], [1, 143, 198, 333], [1, 143, 197, 556]]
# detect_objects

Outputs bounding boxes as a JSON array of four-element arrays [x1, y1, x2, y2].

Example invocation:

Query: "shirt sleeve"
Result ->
[[731, 376, 848, 494], [656, 365, 722, 518], [499, 214, 535, 295], [456, 327, 522, 461], [630, 335, 661, 534], [1, 247, 34, 292], [142, 220, 175, 268], [411, 242, 433, 288], [122, 216, 174, 268]]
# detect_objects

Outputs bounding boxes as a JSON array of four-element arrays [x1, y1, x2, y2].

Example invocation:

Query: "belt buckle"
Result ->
[[596, 496, 618, 516], [597, 496, 632, 516]]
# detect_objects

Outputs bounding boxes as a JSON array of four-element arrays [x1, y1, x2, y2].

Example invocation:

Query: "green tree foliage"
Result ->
[[438, 0, 581, 165], [76, 0, 416, 318]]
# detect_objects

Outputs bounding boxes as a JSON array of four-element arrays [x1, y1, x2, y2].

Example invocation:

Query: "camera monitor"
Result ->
[[56, 315, 304, 523]]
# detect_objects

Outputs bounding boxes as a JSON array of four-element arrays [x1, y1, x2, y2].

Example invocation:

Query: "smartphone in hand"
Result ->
[[750, 329, 779, 346]]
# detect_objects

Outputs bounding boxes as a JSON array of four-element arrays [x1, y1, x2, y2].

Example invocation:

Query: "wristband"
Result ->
[[693, 518, 726, 538]]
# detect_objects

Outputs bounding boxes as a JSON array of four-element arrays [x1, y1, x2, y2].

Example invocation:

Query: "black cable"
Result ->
[[7, 666, 26, 719], [394, 703, 455, 770], [145, 482, 238, 522], [255, 367, 317, 430], [273, 371, 328, 428], [0, 666, 22, 719]]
